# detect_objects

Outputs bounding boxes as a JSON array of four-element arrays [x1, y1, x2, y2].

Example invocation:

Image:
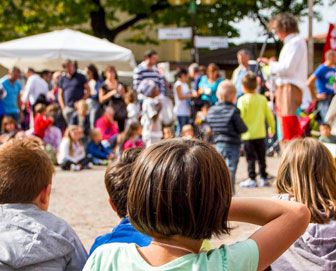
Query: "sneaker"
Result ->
[[260, 178, 271, 187], [240, 178, 258, 188], [70, 164, 81, 171], [84, 162, 93, 169]]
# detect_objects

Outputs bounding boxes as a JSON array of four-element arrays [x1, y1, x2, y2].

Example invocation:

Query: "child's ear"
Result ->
[[33, 184, 51, 211], [108, 198, 118, 213]]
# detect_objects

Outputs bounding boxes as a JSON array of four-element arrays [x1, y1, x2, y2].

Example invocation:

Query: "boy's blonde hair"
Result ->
[[277, 138, 336, 224], [0, 139, 54, 203], [77, 99, 88, 111], [217, 80, 237, 102], [242, 72, 257, 92], [89, 128, 101, 141], [181, 124, 194, 137]]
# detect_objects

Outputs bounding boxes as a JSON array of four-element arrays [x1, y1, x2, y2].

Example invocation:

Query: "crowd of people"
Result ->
[[0, 11, 336, 271]]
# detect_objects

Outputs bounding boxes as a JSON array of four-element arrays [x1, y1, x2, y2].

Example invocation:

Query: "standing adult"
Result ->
[[258, 12, 307, 141], [307, 50, 336, 122], [58, 60, 90, 124], [0, 67, 21, 123], [173, 68, 194, 136], [197, 63, 223, 105], [99, 66, 127, 132], [133, 50, 165, 95], [86, 64, 102, 128], [232, 49, 252, 99], [22, 68, 49, 107]]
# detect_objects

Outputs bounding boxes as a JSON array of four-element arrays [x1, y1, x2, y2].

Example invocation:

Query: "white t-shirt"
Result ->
[[57, 138, 86, 164], [173, 80, 191, 117], [141, 97, 162, 140], [22, 74, 49, 105]]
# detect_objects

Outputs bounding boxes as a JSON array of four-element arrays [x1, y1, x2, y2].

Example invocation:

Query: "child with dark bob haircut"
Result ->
[[0, 139, 87, 270], [84, 139, 310, 271]]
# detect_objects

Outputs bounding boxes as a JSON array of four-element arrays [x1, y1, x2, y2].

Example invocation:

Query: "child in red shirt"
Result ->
[[33, 103, 52, 138]]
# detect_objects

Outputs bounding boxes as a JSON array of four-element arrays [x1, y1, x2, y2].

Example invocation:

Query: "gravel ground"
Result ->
[[48, 156, 281, 252]]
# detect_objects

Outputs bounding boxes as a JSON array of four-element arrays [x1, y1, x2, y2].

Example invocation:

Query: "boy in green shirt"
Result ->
[[237, 72, 275, 188]]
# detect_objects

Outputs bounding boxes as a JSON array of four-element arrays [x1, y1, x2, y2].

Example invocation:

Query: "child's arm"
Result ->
[[264, 100, 275, 135], [232, 108, 248, 134], [228, 197, 310, 271]]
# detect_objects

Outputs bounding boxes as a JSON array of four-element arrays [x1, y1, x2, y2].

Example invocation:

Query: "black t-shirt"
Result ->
[[58, 72, 87, 107]]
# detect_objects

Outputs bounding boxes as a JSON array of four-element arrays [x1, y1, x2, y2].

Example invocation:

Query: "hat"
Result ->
[[138, 79, 157, 97]]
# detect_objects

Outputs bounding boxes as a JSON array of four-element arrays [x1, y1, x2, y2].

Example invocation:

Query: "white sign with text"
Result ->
[[158, 27, 192, 40], [195, 36, 228, 49]]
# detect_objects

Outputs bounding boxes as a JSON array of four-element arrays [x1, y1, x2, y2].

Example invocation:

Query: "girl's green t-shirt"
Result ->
[[83, 239, 259, 271]]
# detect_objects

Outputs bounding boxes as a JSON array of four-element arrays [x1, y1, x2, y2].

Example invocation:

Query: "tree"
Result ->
[[0, 0, 331, 44]]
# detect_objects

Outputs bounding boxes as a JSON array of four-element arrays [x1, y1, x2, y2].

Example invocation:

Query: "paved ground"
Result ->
[[49, 156, 281, 252]]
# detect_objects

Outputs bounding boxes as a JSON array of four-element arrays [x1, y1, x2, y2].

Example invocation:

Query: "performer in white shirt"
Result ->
[[259, 12, 307, 142]]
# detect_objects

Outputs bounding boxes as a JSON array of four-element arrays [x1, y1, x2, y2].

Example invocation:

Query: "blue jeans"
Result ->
[[318, 94, 334, 123], [176, 116, 190, 137], [216, 143, 240, 193]]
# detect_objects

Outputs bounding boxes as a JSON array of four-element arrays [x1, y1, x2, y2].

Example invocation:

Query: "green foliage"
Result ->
[[0, 0, 330, 44]]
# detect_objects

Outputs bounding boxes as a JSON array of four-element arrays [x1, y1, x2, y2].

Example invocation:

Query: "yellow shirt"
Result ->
[[237, 93, 275, 140]]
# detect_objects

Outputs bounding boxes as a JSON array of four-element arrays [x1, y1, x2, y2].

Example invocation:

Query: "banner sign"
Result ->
[[323, 24, 336, 62], [158, 27, 192, 40], [195, 36, 228, 49]]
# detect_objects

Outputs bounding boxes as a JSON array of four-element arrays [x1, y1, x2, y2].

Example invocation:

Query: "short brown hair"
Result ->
[[34, 103, 46, 114], [242, 72, 257, 92], [105, 147, 143, 218], [277, 138, 336, 224], [269, 12, 299, 34], [0, 139, 54, 203], [128, 139, 232, 240]]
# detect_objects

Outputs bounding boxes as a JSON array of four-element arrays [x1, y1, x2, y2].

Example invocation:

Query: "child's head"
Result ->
[[89, 128, 102, 143], [119, 122, 142, 151], [76, 99, 88, 116], [128, 139, 232, 240], [277, 138, 336, 224], [181, 124, 195, 139], [103, 106, 115, 123], [200, 104, 210, 115], [216, 80, 237, 103], [242, 72, 257, 93], [34, 103, 47, 115], [124, 91, 137, 105], [65, 125, 82, 142], [1, 116, 18, 133], [105, 147, 143, 218], [0, 139, 54, 210], [320, 123, 332, 138], [175, 68, 188, 82], [162, 126, 174, 140], [139, 79, 159, 98]]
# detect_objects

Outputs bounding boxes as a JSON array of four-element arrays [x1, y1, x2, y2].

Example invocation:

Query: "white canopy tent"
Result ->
[[0, 29, 136, 72]]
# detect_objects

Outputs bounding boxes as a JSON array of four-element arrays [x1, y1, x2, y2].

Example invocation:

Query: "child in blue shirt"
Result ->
[[84, 139, 311, 271], [89, 147, 150, 255], [87, 129, 114, 165]]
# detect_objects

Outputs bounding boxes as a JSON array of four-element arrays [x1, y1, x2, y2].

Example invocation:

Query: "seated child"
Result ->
[[57, 125, 92, 171], [89, 147, 150, 256], [319, 123, 336, 144], [0, 139, 87, 270], [272, 138, 336, 271], [70, 100, 90, 146], [238, 72, 275, 188], [95, 106, 119, 147], [207, 80, 247, 194], [88, 129, 114, 165], [33, 103, 53, 139], [181, 124, 195, 139], [162, 126, 174, 140], [116, 122, 143, 154], [0, 116, 18, 144], [84, 139, 310, 271], [44, 104, 62, 153]]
